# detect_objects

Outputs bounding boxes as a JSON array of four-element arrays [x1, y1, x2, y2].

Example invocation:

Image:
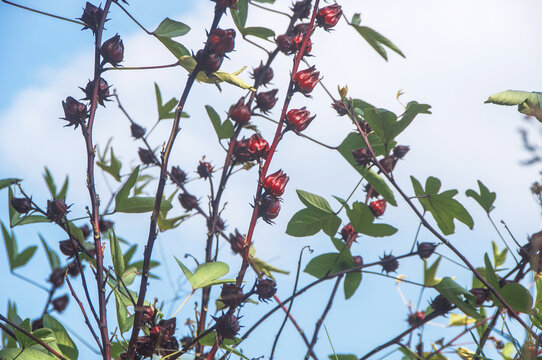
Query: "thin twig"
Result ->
[[1, 0, 86, 26]]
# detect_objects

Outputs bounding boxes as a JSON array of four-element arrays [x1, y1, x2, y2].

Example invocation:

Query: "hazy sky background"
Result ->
[[1, 0, 542, 359]]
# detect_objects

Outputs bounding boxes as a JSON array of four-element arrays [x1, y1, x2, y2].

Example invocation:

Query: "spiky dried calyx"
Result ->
[[213, 313, 241, 339], [379, 252, 399, 274], [229, 230, 246, 254], [197, 161, 214, 179], [46, 199, 70, 222], [11, 197, 32, 214], [256, 278, 277, 301], [407, 311, 425, 326], [220, 284, 244, 307], [431, 294, 452, 314], [52, 295, 69, 313], [417, 242, 437, 259]]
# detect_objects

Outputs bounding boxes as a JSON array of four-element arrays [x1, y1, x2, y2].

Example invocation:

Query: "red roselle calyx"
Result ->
[[255, 89, 278, 114], [47, 199, 69, 222], [197, 161, 214, 179], [258, 195, 281, 224], [79, 2, 104, 33], [417, 242, 437, 259], [316, 4, 343, 30], [213, 0, 237, 10], [379, 252, 399, 274], [195, 49, 223, 73], [352, 147, 372, 167], [263, 170, 289, 197], [332, 99, 350, 116], [256, 278, 277, 302], [220, 284, 244, 307], [52, 295, 69, 313], [213, 313, 241, 339], [407, 311, 425, 326], [11, 197, 32, 214], [207, 28, 236, 54], [294, 66, 320, 95], [138, 148, 156, 165], [286, 107, 315, 132], [170, 166, 187, 185], [291, 0, 312, 19], [178, 193, 198, 211], [80, 78, 110, 106], [59, 239, 78, 257], [276, 34, 296, 55], [229, 229, 246, 254], [230, 97, 251, 125], [369, 199, 387, 217], [61, 96, 88, 128], [247, 133, 269, 160], [340, 223, 358, 243], [130, 122, 146, 139], [100, 34, 124, 66], [232, 138, 252, 163], [251, 62, 274, 87]]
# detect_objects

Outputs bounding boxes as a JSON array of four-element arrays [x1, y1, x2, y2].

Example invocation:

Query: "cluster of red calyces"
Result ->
[[258, 170, 289, 224], [196, 28, 236, 73], [233, 133, 270, 164], [130, 315, 180, 359], [277, 22, 313, 56]]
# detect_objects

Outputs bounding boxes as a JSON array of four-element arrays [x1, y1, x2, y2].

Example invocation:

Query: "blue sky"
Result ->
[[1, 1, 542, 359]]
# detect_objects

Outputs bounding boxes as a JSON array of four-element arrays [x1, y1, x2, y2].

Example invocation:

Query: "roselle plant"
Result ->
[[1, 1, 542, 360]]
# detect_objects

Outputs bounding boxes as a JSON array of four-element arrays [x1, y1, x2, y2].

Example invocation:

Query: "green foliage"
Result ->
[[328, 355, 358, 360], [251, 257, 290, 280], [434, 277, 482, 320], [178, 56, 255, 90], [199, 332, 248, 359], [287, 190, 341, 237], [423, 256, 442, 287], [350, 20, 405, 61], [344, 271, 362, 299], [241, 26, 275, 40], [305, 251, 353, 279], [175, 258, 234, 290], [154, 82, 186, 120], [345, 201, 397, 237], [43, 315, 78, 360], [0, 178, 21, 191], [491, 241, 507, 268], [39, 234, 60, 271], [411, 176, 474, 235], [114, 166, 173, 213], [97, 140, 122, 182], [466, 180, 496, 213], [153, 17, 190, 58], [2, 221, 37, 271], [486, 90, 542, 121], [205, 105, 235, 140]]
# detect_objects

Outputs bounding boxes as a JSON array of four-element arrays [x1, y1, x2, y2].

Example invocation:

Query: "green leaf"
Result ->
[[251, 257, 290, 280], [2, 221, 17, 270], [0, 178, 21, 190], [190, 262, 231, 289], [115, 196, 172, 214], [115, 166, 139, 204], [43, 167, 57, 198], [198, 332, 248, 359], [286, 208, 341, 237], [178, 56, 255, 90], [344, 271, 362, 299], [231, 0, 248, 29], [351, 25, 405, 61], [39, 235, 60, 271], [97, 147, 122, 182], [13, 246, 37, 268], [304, 252, 353, 279], [154, 83, 180, 120], [114, 292, 134, 333], [486, 90, 542, 121], [362, 107, 398, 144], [364, 169, 397, 206], [346, 202, 397, 237], [328, 355, 358, 360], [205, 105, 235, 140], [153, 17, 190, 38], [423, 256, 441, 287], [351, 13, 361, 26], [14, 318, 32, 348], [11, 215, 50, 228], [500, 283, 533, 314], [123, 244, 137, 266], [296, 190, 334, 213], [411, 176, 474, 235], [392, 101, 432, 138], [109, 231, 125, 276], [57, 176, 69, 201], [241, 26, 275, 39], [0, 348, 57, 360], [491, 241, 507, 268], [434, 277, 482, 320], [157, 36, 190, 58], [43, 314, 78, 360], [466, 180, 496, 213], [175, 257, 194, 284]]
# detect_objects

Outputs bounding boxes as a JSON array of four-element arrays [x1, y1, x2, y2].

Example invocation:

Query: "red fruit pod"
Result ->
[[232, 138, 252, 163], [285, 107, 315, 132], [294, 66, 320, 95], [229, 230, 246, 254], [316, 4, 343, 30], [61, 96, 88, 128], [80, 78, 110, 106], [340, 223, 358, 243], [197, 161, 214, 179], [47, 199, 70, 222], [276, 34, 296, 54], [256, 278, 277, 302], [247, 133, 269, 160], [263, 170, 289, 197], [255, 89, 278, 113], [259, 195, 281, 224], [170, 166, 187, 185], [10, 197, 32, 214], [79, 2, 104, 33], [207, 28, 236, 54], [251, 62, 274, 87], [369, 199, 386, 217], [52, 295, 69, 313], [100, 34, 124, 66], [229, 97, 251, 125]]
